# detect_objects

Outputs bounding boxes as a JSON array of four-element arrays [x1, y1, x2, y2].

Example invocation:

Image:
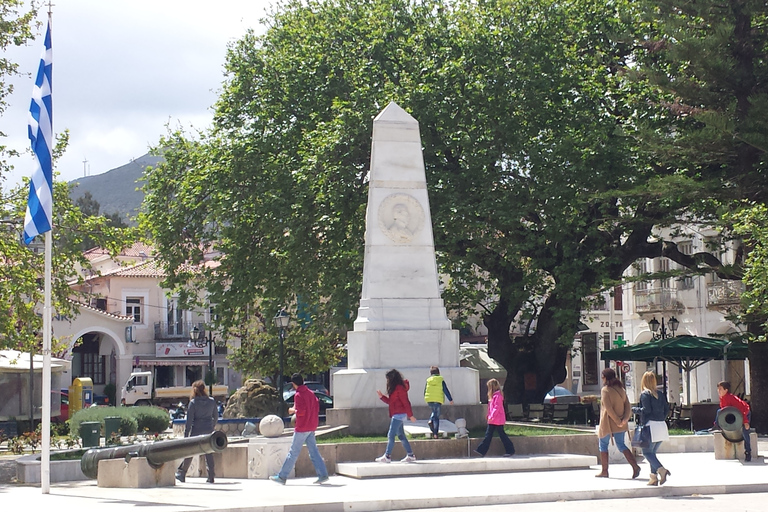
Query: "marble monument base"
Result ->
[[247, 436, 295, 479], [97, 457, 176, 488], [714, 431, 758, 461], [328, 403, 486, 435], [332, 367, 479, 409]]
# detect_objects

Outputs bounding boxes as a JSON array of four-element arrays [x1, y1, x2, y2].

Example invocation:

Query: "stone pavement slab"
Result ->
[[337, 454, 594, 478], [0, 453, 765, 512]]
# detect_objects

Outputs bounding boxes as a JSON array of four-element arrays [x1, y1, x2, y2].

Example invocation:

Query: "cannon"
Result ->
[[81, 430, 227, 479], [716, 406, 745, 443]]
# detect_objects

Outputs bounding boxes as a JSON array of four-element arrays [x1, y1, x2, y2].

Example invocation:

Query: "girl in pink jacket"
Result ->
[[473, 379, 515, 457]]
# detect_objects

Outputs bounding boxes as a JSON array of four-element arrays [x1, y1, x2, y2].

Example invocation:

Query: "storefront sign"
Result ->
[[155, 342, 210, 357]]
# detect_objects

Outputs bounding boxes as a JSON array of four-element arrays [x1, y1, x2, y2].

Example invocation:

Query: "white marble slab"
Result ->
[[247, 437, 294, 479], [336, 454, 595, 478]]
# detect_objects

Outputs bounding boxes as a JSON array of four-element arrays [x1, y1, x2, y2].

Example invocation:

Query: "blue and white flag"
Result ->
[[23, 19, 53, 245]]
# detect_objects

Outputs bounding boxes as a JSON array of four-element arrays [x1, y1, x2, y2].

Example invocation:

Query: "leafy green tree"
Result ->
[[635, 0, 768, 431], [142, 0, 740, 403]]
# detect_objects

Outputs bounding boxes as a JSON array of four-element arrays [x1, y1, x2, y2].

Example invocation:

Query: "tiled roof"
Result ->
[[99, 259, 166, 279], [67, 299, 133, 321], [84, 241, 154, 261]]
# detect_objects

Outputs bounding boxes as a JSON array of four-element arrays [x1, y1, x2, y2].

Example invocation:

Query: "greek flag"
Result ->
[[23, 19, 53, 245]]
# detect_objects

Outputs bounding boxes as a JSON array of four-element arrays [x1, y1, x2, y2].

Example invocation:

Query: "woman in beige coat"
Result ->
[[595, 368, 640, 479]]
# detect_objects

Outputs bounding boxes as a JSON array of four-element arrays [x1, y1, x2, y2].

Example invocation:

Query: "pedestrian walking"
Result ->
[[375, 369, 417, 463], [595, 368, 640, 479], [424, 366, 453, 439], [175, 380, 218, 483], [473, 378, 515, 457], [633, 371, 670, 485], [270, 373, 329, 485]]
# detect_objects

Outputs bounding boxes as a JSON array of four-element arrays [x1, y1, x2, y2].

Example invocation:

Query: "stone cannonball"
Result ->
[[259, 414, 284, 437]]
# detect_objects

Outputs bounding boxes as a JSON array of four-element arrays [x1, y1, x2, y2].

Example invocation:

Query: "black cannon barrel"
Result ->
[[81, 430, 228, 479], [716, 406, 744, 443]]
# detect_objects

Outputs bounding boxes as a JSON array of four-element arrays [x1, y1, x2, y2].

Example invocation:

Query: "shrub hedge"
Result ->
[[70, 406, 169, 437]]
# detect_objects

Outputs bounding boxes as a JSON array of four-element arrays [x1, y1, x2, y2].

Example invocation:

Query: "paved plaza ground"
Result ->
[[0, 447, 766, 512]]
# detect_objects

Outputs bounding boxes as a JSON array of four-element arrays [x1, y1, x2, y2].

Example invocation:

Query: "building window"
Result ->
[[81, 353, 106, 385], [185, 366, 203, 386], [659, 258, 671, 289], [155, 366, 175, 388], [126, 297, 142, 323], [581, 333, 599, 386], [635, 260, 649, 291], [678, 242, 694, 289]]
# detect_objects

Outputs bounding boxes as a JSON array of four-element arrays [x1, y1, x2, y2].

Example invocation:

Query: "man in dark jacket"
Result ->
[[270, 373, 329, 485]]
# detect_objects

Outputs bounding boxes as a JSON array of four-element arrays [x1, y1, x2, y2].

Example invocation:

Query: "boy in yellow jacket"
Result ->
[[424, 366, 453, 439]]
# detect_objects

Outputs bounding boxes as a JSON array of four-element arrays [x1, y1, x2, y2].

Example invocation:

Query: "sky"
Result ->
[[1, 0, 272, 190]]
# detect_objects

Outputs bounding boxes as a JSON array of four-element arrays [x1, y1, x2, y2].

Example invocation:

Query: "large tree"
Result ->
[[634, 0, 768, 431], [142, 0, 738, 401]]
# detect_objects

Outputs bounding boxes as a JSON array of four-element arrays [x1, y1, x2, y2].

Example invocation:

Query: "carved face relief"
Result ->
[[378, 193, 425, 244]]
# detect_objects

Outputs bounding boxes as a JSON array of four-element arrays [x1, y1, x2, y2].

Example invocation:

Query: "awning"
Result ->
[[138, 359, 208, 366], [460, 344, 506, 379], [601, 335, 748, 404], [0, 350, 71, 373]]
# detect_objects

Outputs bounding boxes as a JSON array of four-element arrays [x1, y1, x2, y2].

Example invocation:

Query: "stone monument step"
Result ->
[[336, 453, 594, 479]]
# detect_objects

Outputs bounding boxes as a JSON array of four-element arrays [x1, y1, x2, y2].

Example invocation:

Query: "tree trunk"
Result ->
[[748, 339, 768, 434]]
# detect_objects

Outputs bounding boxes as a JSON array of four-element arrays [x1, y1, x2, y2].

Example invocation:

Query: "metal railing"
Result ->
[[707, 281, 745, 306], [634, 288, 681, 313]]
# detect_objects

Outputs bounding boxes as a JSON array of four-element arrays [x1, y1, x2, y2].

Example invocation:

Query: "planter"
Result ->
[[16, 451, 89, 484]]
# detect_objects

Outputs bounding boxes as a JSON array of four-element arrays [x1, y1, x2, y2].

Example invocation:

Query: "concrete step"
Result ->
[[336, 453, 595, 479]]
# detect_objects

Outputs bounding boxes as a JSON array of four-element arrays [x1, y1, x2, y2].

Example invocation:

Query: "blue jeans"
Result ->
[[428, 402, 442, 435], [475, 424, 515, 456], [642, 441, 663, 473], [598, 432, 629, 452], [278, 430, 328, 481], [385, 417, 413, 456]]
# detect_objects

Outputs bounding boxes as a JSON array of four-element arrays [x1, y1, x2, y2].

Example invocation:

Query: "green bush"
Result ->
[[131, 406, 171, 434], [69, 405, 169, 437]]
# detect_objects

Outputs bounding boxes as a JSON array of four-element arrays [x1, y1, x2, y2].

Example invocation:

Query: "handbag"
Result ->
[[631, 424, 651, 449]]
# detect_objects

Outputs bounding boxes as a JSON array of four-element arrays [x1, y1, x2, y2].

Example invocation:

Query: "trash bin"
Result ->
[[104, 416, 121, 444], [80, 421, 100, 448]]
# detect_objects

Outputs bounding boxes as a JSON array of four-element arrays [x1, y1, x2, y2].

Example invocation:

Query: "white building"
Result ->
[[576, 226, 748, 407], [52, 243, 241, 403]]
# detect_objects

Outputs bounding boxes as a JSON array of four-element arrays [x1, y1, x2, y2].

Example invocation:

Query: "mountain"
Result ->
[[68, 153, 162, 223]]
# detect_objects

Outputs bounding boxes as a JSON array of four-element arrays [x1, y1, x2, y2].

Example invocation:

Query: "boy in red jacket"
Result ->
[[716, 381, 752, 462], [270, 374, 329, 484]]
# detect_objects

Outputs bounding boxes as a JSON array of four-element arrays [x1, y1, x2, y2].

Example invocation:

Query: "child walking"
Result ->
[[376, 369, 417, 463], [424, 366, 453, 439], [473, 379, 515, 457]]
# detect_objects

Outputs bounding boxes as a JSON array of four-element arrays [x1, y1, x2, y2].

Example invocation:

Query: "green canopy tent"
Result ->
[[601, 335, 748, 404]]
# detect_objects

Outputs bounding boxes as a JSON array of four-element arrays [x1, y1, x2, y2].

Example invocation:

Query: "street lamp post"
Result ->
[[190, 325, 215, 397], [273, 309, 290, 420], [648, 316, 679, 395]]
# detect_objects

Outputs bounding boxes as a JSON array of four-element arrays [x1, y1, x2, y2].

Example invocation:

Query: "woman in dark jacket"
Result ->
[[175, 380, 218, 483], [633, 371, 670, 486]]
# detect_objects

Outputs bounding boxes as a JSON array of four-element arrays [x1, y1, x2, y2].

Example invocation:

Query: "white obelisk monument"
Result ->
[[329, 103, 481, 434]]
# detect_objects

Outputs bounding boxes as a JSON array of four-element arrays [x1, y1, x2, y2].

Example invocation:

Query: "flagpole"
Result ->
[[41, 5, 53, 492], [41, 230, 52, 493]]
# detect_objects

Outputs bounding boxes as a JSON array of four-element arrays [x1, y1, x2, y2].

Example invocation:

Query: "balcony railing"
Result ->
[[634, 288, 681, 313], [154, 322, 201, 340], [707, 281, 745, 307]]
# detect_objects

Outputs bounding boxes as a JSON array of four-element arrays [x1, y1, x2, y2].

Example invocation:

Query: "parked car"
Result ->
[[285, 391, 333, 413], [52, 390, 68, 423], [282, 381, 329, 401], [543, 385, 580, 404]]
